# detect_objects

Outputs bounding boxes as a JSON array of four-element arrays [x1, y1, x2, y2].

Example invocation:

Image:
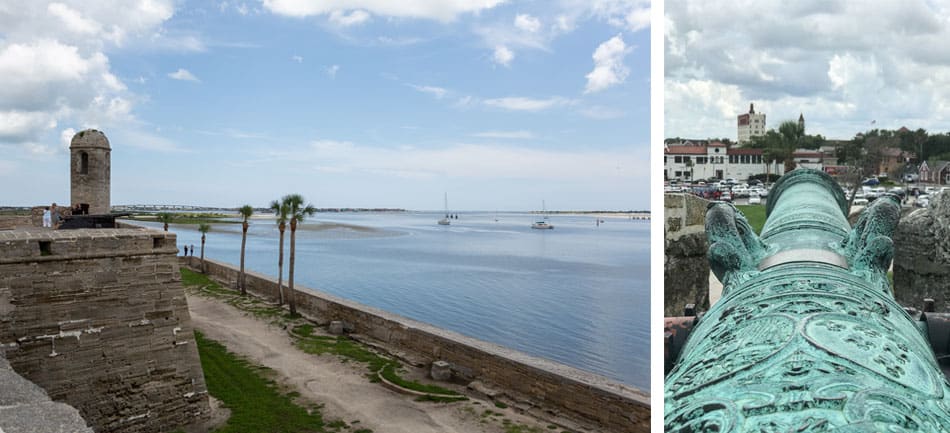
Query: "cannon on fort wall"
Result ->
[[665, 169, 950, 432]]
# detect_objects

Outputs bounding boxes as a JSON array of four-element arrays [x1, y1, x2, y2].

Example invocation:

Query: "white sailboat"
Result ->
[[438, 192, 451, 225], [531, 200, 554, 229]]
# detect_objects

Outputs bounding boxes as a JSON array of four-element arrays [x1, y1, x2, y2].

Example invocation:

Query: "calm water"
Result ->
[[138, 212, 649, 389]]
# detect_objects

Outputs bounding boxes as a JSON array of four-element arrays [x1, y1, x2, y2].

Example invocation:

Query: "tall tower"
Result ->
[[70, 129, 111, 214], [737, 103, 766, 145], [799, 112, 805, 132]]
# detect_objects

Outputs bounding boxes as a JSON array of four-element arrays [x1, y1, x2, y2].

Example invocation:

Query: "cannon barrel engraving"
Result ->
[[665, 169, 950, 432]]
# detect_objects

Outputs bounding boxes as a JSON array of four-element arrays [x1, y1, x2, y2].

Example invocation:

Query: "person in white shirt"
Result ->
[[42, 207, 51, 228]]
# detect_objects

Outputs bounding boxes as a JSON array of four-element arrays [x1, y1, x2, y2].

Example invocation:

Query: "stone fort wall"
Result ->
[[183, 256, 650, 433], [664, 193, 710, 316], [0, 228, 210, 433]]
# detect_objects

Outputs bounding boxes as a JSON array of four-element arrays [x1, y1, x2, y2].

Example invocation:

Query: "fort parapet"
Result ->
[[184, 256, 649, 433], [0, 228, 210, 433]]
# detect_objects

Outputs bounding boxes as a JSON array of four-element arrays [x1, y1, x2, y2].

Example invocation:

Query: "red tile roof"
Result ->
[[727, 148, 763, 155], [665, 145, 708, 155]]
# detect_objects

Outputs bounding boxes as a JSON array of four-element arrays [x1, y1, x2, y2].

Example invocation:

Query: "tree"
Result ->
[[837, 133, 892, 210], [198, 223, 211, 273], [158, 212, 173, 232], [238, 205, 254, 296], [270, 199, 290, 306], [751, 119, 825, 174], [283, 194, 316, 316]]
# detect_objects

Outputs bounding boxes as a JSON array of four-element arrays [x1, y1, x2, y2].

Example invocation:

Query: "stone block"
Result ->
[[328, 320, 344, 335], [430, 360, 452, 381]]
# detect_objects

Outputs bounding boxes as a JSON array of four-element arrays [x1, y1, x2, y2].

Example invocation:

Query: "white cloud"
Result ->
[[492, 45, 515, 67], [326, 64, 340, 78], [60, 127, 76, 151], [483, 96, 572, 111], [585, 34, 631, 93], [168, 68, 199, 82], [579, 106, 625, 119], [47, 3, 102, 35], [514, 14, 541, 33], [236, 3, 250, 15], [276, 140, 643, 182], [328, 9, 371, 26], [261, 0, 505, 22], [472, 130, 536, 139], [291, 55, 303, 63], [624, 5, 650, 32], [554, 14, 575, 32], [409, 84, 448, 99], [0, 110, 57, 142], [0, 1, 177, 150], [666, 0, 950, 139]]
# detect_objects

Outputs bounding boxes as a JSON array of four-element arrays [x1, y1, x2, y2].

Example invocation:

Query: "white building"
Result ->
[[737, 103, 766, 144], [664, 141, 822, 181]]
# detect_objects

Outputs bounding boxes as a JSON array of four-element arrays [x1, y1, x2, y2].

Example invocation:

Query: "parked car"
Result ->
[[720, 192, 733, 202], [731, 185, 750, 198], [862, 178, 880, 186], [853, 197, 869, 206], [748, 193, 762, 205]]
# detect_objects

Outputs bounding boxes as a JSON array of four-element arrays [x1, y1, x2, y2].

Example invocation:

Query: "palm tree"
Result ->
[[284, 194, 316, 316], [198, 223, 211, 273], [270, 199, 290, 305], [238, 205, 254, 296], [158, 212, 173, 231]]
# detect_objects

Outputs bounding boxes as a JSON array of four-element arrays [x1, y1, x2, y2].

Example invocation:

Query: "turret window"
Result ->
[[80, 152, 89, 174]]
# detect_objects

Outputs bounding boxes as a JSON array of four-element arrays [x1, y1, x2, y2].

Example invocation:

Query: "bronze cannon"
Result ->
[[665, 169, 950, 432]]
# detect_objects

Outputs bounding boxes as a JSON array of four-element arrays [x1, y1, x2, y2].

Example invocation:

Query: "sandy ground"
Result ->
[[187, 294, 551, 433]]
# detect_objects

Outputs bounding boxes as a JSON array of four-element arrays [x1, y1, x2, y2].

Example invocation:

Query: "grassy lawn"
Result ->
[[127, 212, 240, 225], [183, 268, 463, 403], [196, 330, 337, 433], [735, 205, 767, 235]]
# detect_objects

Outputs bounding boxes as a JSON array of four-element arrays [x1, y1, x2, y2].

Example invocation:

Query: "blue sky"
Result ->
[[0, 0, 649, 211]]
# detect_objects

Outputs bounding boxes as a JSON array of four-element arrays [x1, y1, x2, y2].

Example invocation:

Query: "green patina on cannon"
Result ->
[[665, 169, 950, 432]]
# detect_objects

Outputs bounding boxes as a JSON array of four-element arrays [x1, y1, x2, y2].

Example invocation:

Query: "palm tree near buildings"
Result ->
[[198, 223, 211, 273], [238, 205, 254, 296], [270, 199, 290, 305], [284, 194, 316, 316], [158, 212, 173, 232]]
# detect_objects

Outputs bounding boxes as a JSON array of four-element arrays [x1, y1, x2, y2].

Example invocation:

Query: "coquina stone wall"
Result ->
[[0, 216, 33, 230], [183, 256, 649, 433], [0, 349, 93, 433], [664, 193, 710, 316], [894, 192, 950, 311], [0, 228, 210, 433]]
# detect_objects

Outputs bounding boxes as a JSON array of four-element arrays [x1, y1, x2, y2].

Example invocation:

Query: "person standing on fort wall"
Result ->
[[50, 203, 61, 228], [42, 207, 51, 228]]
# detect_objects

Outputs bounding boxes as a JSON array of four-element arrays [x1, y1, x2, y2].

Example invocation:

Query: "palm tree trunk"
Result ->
[[163, 222, 168, 231], [277, 223, 285, 305], [239, 221, 248, 296], [200, 234, 206, 273], [288, 217, 298, 316]]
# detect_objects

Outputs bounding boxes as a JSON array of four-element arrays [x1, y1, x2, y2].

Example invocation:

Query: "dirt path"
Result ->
[[187, 294, 544, 433]]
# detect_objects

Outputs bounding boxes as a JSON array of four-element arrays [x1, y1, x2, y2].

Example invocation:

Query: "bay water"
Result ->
[[138, 212, 649, 390]]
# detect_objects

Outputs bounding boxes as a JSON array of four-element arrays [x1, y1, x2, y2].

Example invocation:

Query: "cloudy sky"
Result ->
[[0, 0, 648, 211], [666, 0, 950, 142]]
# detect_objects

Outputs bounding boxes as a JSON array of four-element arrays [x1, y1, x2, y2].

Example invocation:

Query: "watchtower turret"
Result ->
[[70, 129, 111, 215]]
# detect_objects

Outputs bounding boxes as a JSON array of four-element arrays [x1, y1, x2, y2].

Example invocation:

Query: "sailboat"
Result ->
[[438, 192, 451, 225], [531, 200, 554, 230]]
